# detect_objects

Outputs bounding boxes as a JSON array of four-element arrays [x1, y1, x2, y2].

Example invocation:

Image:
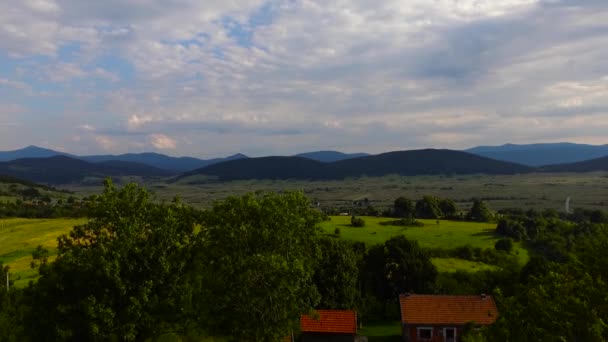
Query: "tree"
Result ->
[[313, 237, 359, 310], [25, 180, 197, 341], [415, 196, 442, 219], [191, 192, 322, 341], [394, 197, 415, 219], [439, 199, 458, 219], [351, 215, 365, 227], [467, 199, 492, 222], [363, 236, 437, 301]]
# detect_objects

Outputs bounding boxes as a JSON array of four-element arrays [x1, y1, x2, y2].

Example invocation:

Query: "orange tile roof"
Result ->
[[300, 310, 357, 334], [400, 294, 498, 325]]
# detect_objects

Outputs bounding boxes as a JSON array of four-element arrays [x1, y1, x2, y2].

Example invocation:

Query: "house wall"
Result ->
[[402, 324, 464, 342], [300, 332, 355, 342]]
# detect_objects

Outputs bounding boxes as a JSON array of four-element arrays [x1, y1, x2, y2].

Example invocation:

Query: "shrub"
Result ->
[[495, 238, 514, 253], [334, 228, 341, 235], [351, 216, 365, 227]]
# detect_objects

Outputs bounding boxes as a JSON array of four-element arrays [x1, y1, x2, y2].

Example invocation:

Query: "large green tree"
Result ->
[[394, 197, 415, 219], [467, 199, 493, 222], [313, 237, 359, 310], [415, 196, 442, 219], [25, 180, 198, 341], [363, 236, 437, 300], [191, 192, 322, 341]]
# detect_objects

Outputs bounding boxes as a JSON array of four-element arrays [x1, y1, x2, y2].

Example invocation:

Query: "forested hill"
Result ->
[[467, 142, 608, 166], [182, 149, 533, 181], [180, 156, 327, 181], [540, 156, 608, 172], [0, 156, 175, 184]]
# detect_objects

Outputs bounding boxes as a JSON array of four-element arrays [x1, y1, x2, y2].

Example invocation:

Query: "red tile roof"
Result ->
[[300, 310, 357, 334], [400, 294, 498, 325]]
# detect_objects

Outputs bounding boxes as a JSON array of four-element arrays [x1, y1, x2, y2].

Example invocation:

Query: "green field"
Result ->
[[321, 216, 529, 271], [0, 218, 86, 287]]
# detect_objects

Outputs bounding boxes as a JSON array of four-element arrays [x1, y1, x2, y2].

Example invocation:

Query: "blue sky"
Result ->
[[1, 0, 607, 158]]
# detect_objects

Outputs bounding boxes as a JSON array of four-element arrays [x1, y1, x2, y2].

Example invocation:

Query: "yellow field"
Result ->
[[0, 218, 87, 287]]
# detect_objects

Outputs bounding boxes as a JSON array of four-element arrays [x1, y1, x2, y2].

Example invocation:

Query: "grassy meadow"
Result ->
[[321, 216, 529, 271], [0, 218, 86, 287]]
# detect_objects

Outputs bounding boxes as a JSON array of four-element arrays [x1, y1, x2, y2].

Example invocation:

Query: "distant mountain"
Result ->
[[541, 156, 608, 172], [467, 143, 608, 166], [0, 145, 71, 161], [0, 146, 249, 171], [182, 149, 532, 181], [0, 156, 175, 184], [294, 151, 370, 163], [81, 153, 248, 172], [180, 157, 326, 181]]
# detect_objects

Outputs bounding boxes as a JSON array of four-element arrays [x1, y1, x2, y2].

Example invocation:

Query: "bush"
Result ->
[[351, 216, 365, 227], [334, 228, 341, 235], [495, 238, 514, 253]]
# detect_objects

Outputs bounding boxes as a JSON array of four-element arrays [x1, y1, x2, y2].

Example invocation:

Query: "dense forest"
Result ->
[[0, 181, 607, 341]]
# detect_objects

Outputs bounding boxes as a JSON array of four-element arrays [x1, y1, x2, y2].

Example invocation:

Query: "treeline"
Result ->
[[0, 196, 89, 218], [327, 195, 493, 222]]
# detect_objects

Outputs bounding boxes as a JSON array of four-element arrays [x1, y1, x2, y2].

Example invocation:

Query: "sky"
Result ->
[[1, 0, 607, 158]]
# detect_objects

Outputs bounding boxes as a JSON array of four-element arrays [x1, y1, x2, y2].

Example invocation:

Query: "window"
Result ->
[[417, 327, 433, 340]]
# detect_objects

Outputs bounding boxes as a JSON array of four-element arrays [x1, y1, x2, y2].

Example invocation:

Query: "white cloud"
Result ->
[[1, 0, 608, 156], [148, 133, 177, 150]]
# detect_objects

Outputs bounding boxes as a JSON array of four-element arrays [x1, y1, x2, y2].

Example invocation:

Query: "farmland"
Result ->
[[66, 172, 608, 211], [0, 218, 86, 287]]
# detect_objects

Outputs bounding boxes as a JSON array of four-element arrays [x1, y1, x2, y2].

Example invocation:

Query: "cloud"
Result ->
[[148, 134, 177, 150], [1, 0, 608, 156]]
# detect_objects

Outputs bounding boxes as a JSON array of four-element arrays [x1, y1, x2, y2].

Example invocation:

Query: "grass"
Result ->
[[322, 216, 529, 270], [432, 257, 498, 273], [359, 321, 402, 341], [0, 218, 86, 287]]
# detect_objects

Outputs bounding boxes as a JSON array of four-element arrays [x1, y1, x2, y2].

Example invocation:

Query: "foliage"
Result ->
[[415, 196, 442, 219], [362, 236, 437, 301], [313, 237, 359, 310], [191, 191, 322, 341], [439, 198, 458, 219], [351, 215, 366, 227], [494, 238, 513, 253], [467, 200, 492, 222], [393, 197, 415, 219], [24, 179, 197, 341]]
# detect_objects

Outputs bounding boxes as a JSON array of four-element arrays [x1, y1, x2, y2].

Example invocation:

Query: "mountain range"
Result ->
[[0, 156, 173, 184], [0, 146, 368, 171], [180, 149, 532, 181], [0, 143, 607, 184]]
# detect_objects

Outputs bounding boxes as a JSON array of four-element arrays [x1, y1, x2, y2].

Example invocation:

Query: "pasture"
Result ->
[[321, 216, 529, 270], [0, 218, 86, 287]]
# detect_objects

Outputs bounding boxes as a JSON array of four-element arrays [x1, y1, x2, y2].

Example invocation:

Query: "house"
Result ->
[[299, 310, 358, 342], [399, 294, 498, 342]]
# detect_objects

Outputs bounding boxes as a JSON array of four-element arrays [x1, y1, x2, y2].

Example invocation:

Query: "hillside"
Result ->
[[325, 149, 531, 178], [183, 149, 532, 181], [0, 156, 175, 184], [82, 152, 248, 172], [540, 156, 608, 172], [0, 145, 71, 161], [294, 150, 370, 162], [180, 156, 326, 181], [467, 143, 608, 166]]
